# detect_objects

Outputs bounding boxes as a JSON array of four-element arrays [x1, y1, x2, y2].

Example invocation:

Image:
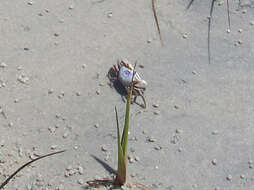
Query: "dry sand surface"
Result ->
[[1, 0, 254, 189]]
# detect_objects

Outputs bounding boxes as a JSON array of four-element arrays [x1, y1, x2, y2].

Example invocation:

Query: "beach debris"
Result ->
[[152, 0, 163, 46], [108, 59, 147, 108], [17, 74, 29, 84], [0, 62, 7, 68], [101, 145, 108, 152], [0, 80, 6, 88], [50, 145, 58, 150], [211, 159, 217, 165], [94, 123, 99, 128], [212, 130, 219, 135], [154, 145, 162, 150], [0, 106, 7, 119], [182, 33, 188, 39], [248, 160, 253, 168], [240, 174, 245, 179], [238, 28, 243, 33], [48, 88, 54, 94], [226, 175, 232, 181], [8, 122, 13, 127], [96, 90, 100, 95], [107, 12, 113, 18], [152, 103, 159, 108], [147, 136, 157, 142], [77, 179, 84, 185], [153, 110, 160, 115]]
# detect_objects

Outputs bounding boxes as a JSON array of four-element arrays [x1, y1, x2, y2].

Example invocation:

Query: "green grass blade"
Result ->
[[121, 79, 133, 156], [114, 107, 126, 185]]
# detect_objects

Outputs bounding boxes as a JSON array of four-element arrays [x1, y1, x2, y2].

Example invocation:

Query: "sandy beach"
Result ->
[[1, 0, 254, 189]]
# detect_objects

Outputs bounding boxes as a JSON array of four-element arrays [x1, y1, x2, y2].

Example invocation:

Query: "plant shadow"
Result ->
[[90, 154, 116, 175]]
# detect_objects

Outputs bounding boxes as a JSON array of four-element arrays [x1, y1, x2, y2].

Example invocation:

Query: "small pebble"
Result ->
[[56, 184, 64, 190], [153, 111, 160, 115], [94, 123, 99, 128], [226, 28, 231, 33], [0, 140, 5, 147], [250, 21, 254, 26], [212, 130, 219, 135], [54, 33, 59, 37], [212, 159, 217, 165], [78, 166, 84, 175], [69, 4, 74, 10], [182, 33, 188, 39], [175, 129, 182, 134], [74, 145, 78, 150], [63, 132, 69, 138], [14, 99, 19, 103], [174, 105, 179, 109], [50, 145, 58, 150], [147, 39, 152, 43], [218, 1, 224, 6], [24, 47, 30, 51], [8, 122, 14, 127], [27, 1, 33, 5], [17, 74, 29, 84], [101, 145, 108, 152], [154, 145, 162, 150], [226, 175, 232, 181], [96, 90, 100, 95], [214, 187, 220, 190], [152, 104, 159, 108], [192, 184, 198, 188], [237, 40, 243, 45], [242, 9, 247, 14], [238, 28, 243, 33], [77, 179, 84, 185], [177, 147, 183, 152], [48, 89, 54, 94], [82, 64, 87, 69], [138, 64, 145, 68], [17, 66, 23, 70], [107, 12, 113, 18], [147, 136, 157, 142], [248, 160, 253, 164], [0, 62, 7, 68], [240, 174, 245, 179]]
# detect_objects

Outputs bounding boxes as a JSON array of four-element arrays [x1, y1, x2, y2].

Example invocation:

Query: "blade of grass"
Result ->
[[186, 0, 195, 10], [226, 0, 231, 29], [0, 150, 65, 190], [152, 0, 163, 46], [114, 63, 136, 186], [114, 107, 126, 185], [208, 0, 216, 64]]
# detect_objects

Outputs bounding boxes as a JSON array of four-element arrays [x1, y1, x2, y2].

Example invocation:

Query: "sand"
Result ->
[[0, 0, 254, 189]]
